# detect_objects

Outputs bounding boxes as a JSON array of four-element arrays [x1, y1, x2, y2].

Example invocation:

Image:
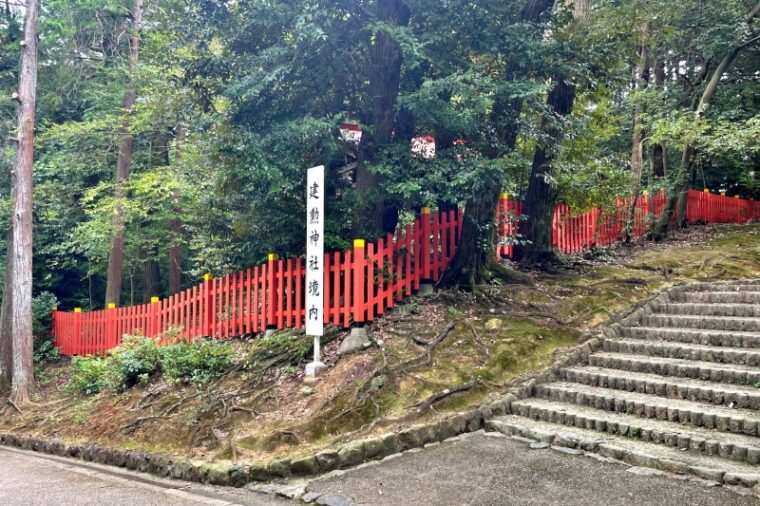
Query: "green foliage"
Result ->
[[65, 336, 233, 395], [32, 291, 59, 338], [66, 356, 112, 395], [33, 338, 61, 364], [109, 336, 163, 389], [160, 338, 234, 386]]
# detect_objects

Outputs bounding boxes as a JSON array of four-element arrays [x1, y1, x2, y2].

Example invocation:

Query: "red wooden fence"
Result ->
[[53, 189, 760, 356]]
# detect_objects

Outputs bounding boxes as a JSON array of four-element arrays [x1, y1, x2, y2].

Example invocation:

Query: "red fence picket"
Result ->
[[52, 189, 760, 356]]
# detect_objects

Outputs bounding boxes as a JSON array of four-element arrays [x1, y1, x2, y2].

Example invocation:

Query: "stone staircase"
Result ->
[[488, 282, 760, 487]]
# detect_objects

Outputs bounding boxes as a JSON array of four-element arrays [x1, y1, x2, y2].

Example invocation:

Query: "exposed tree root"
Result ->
[[121, 415, 172, 434], [406, 376, 477, 413]]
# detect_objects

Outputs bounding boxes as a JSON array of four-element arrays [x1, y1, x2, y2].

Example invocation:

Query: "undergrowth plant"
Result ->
[[66, 335, 234, 395]]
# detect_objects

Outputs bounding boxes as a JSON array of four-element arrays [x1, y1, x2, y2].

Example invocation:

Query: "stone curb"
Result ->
[[0, 407, 491, 488]]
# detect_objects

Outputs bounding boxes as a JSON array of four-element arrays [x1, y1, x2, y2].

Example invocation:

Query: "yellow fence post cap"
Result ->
[[736, 195, 741, 199], [203, 273, 213, 281], [703, 188, 710, 193], [720, 191, 726, 196], [353, 239, 366, 248], [151, 296, 160, 303], [268, 253, 279, 261], [107, 303, 116, 309], [642, 189, 649, 197], [421, 207, 431, 215], [51, 306, 57, 311], [500, 193, 509, 200], [74, 307, 82, 313]]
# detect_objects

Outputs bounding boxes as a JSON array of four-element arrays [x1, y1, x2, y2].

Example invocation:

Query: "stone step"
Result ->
[[619, 326, 760, 348], [653, 302, 760, 318], [639, 314, 760, 333], [682, 283, 760, 293], [510, 398, 760, 464], [603, 338, 760, 367], [672, 291, 760, 304], [535, 382, 760, 437], [560, 366, 760, 410], [587, 352, 760, 386], [487, 415, 760, 487]]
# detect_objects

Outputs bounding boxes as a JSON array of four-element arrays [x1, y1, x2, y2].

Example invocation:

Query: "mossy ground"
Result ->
[[2, 223, 760, 467]]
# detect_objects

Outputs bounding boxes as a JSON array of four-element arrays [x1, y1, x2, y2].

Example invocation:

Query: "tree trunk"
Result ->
[[0, 230, 14, 391], [141, 250, 160, 302], [168, 123, 187, 295], [438, 0, 555, 286], [104, 0, 143, 307], [624, 18, 651, 242], [654, 1, 760, 239], [513, 79, 576, 264], [650, 55, 667, 179], [9, 0, 40, 406], [352, 0, 410, 239]]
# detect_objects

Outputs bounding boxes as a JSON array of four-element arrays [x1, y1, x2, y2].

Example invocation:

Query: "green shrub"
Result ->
[[32, 291, 59, 338], [34, 337, 61, 364], [66, 356, 111, 395], [161, 338, 234, 385], [110, 336, 163, 389]]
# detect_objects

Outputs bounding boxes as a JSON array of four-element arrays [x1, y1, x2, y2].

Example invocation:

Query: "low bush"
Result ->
[[67, 356, 111, 395], [161, 338, 234, 385], [64, 335, 234, 395]]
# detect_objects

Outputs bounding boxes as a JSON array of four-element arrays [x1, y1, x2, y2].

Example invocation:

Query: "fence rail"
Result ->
[[53, 189, 760, 356]]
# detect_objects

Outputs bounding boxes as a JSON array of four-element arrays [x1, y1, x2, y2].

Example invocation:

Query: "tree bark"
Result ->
[[168, 123, 187, 295], [352, 0, 410, 239], [438, 0, 555, 287], [0, 229, 13, 391], [104, 0, 143, 307], [512, 80, 576, 264], [511, 0, 590, 264], [624, 18, 651, 242], [140, 248, 160, 302], [9, 0, 40, 406], [653, 1, 760, 239]]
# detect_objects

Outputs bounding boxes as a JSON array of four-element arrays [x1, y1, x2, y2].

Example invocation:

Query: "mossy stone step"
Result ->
[[640, 314, 760, 333], [588, 352, 760, 386], [560, 366, 760, 409], [603, 338, 760, 367], [535, 382, 760, 437], [652, 303, 760, 318], [619, 326, 760, 348], [487, 415, 760, 487], [510, 398, 760, 464]]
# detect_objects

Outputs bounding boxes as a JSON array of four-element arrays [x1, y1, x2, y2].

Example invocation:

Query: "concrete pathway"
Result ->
[[304, 433, 758, 506], [3, 433, 757, 505], [0, 446, 289, 506]]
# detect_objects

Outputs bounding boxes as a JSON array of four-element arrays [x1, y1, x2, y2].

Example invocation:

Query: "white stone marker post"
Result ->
[[305, 165, 326, 378]]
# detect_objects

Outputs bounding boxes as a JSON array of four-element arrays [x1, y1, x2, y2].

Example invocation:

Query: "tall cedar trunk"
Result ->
[[654, 1, 760, 239], [0, 230, 13, 391], [9, 0, 40, 405], [438, 0, 555, 287], [138, 129, 168, 302], [624, 18, 651, 242], [352, 0, 409, 239], [511, 0, 590, 264], [168, 123, 187, 295], [104, 0, 143, 306], [141, 248, 160, 302], [651, 56, 667, 179], [513, 80, 576, 264]]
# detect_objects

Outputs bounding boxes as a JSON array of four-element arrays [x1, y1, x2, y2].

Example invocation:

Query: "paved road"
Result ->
[[2, 434, 757, 506], [306, 433, 758, 506], [0, 446, 289, 506]]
